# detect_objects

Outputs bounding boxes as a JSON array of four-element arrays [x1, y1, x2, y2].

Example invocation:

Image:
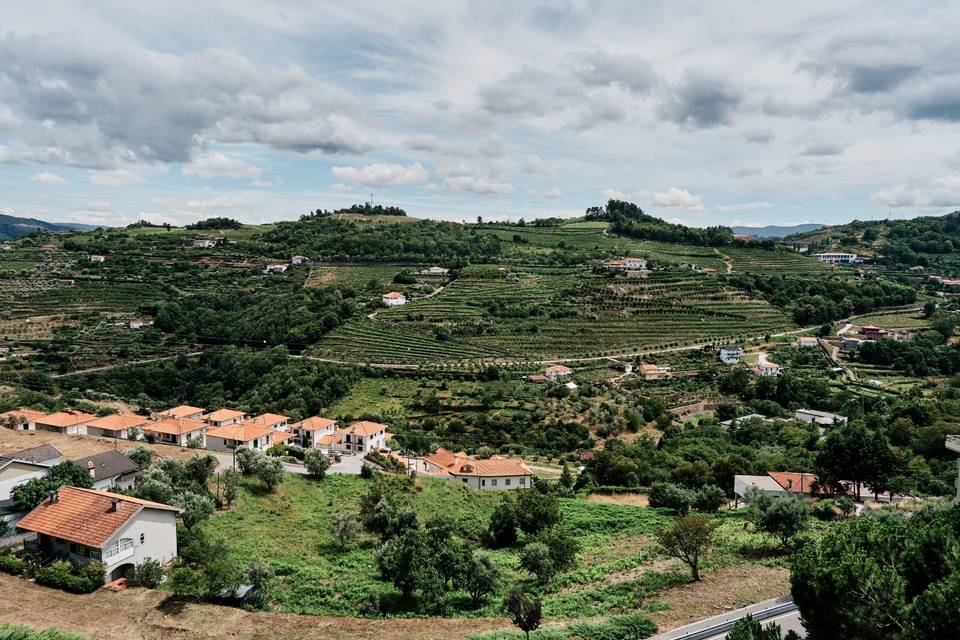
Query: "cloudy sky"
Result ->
[[2, 1, 960, 228]]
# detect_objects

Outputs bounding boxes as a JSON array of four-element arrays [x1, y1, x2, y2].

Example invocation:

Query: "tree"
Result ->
[[330, 512, 361, 548], [235, 447, 261, 475], [244, 557, 274, 609], [655, 515, 716, 581], [123, 445, 154, 469], [520, 542, 555, 585], [726, 614, 799, 640], [135, 466, 175, 504], [255, 457, 284, 491], [816, 423, 874, 500], [649, 482, 693, 515], [376, 529, 443, 604], [745, 491, 811, 549], [692, 485, 727, 513], [460, 550, 500, 605], [488, 494, 519, 547], [184, 454, 217, 488], [923, 301, 937, 318], [504, 588, 542, 640], [559, 464, 575, 489], [131, 558, 164, 588], [304, 449, 331, 479], [515, 489, 560, 535], [221, 468, 240, 507], [175, 490, 215, 529], [11, 461, 94, 512]]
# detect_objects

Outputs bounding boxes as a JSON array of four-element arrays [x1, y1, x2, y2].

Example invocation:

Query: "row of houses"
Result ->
[[0, 406, 394, 456]]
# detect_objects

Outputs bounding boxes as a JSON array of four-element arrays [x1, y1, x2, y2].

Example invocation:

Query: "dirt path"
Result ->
[[0, 574, 514, 640]]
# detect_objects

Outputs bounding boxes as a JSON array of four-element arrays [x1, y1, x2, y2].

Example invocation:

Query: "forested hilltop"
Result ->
[[786, 210, 960, 275]]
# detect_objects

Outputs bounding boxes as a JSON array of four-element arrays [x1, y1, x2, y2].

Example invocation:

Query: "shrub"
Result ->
[[566, 614, 658, 640], [692, 485, 727, 513], [35, 560, 104, 594], [304, 449, 331, 479], [132, 558, 164, 588], [0, 553, 28, 576], [648, 482, 693, 514], [330, 512, 361, 548]]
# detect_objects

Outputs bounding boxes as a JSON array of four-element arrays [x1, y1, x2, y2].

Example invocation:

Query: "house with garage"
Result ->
[[203, 421, 277, 452], [0, 407, 47, 430], [420, 447, 533, 491], [83, 414, 153, 440], [719, 345, 743, 364], [159, 405, 206, 420], [290, 416, 337, 449], [34, 410, 98, 435], [544, 364, 573, 381], [142, 417, 207, 447], [18, 486, 179, 583], [333, 421, 391, 454], [71, 450, 140, 492], [382, 291, 407, 306], [203, 408, 246, 428]]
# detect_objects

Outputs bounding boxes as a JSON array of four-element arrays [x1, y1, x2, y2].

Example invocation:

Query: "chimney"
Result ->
[[50, 490, 59, 503], [87, 460, 96, 479], [110, 498, 121, 512]]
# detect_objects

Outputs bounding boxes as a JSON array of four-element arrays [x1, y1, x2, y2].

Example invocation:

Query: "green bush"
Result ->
[[0, 553, 28, 576], [35, 560, 104, 594], [0, 623, 94, 640], [132, 558, 164, 588]]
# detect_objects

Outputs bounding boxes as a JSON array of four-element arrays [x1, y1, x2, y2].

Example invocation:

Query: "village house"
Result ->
[[18, 486, 179, 583], [290, 416, 337, 449], [192, 238, 219, 249], [334, 421, 391, 454], [858, 324, 887, 340], [0, 445, 62, 525], [0, 407, 47, 431], [719, 414, 782, 428], [638, 364, 671, 380], [0, 242, 12, 251], [159, 405, 205, 420], [290, 255, 308, 265], [203, 408, 246, 428], [382, 291, 407, 306], [734, 471, 846, 501], [34, 410, 97, 435], [794, 409, 848, 427], [544, 364, 573, 381], [751, 361, 782, 376], [71, 450, 140, 492], [796, 337, 819, 348], [841, 336, 863, 351], [83, 414, 153, 440], [264, 264, 288, 274], [420, 448, 533, 490], [40, 244, 57, 252], [203, 421, 276, 452], [813, 252, 861, 264], [719, 345, 743, 364], [89, 254, 106, 263], [142, 417, 207, 447], [420, 266, 450, 276], [249, 413, 290, 431]]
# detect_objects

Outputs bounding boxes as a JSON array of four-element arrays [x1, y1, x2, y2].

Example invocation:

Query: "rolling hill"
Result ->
[[0, 213, 100, 240], [732, 223, 824, 238]]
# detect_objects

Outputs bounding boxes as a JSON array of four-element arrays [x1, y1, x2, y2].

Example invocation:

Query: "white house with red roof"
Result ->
[[84, 413, 153, 439], [0, 407, 47, 430], [203, 408, 246, 428], [290, 416, 338, 449], [420, 447, 533, 491], [203, 421, 277, 452], [33, 410, 98, 435], [544, 364, 573, 381], [382, 291, 407, 306], [142, 417, 207, 447], [333, 421, 391, 454], [18, 486, 179, 583]]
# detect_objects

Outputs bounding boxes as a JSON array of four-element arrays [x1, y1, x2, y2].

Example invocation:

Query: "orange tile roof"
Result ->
[[383, 291, 405, 299], [768, 472, 820, 495], [250, 413, 289, 427], [36, 410, 97, 428], [292, 416, 337, 431], [159, 405, 205, 419], [341, 420, 388, 437], [318, 434, 342, 445], [85, 414, 152, 432], [0, 407, 47, 423], [204, 408, 246, 423], [144, 417, 207, 436], [424, 447, 459, 469], [448, 456, 532, 478], [545, 364, 572, 374], [17, 486, 177, 548], [271, 430, 293, 444], [205, 420, 275, 442]]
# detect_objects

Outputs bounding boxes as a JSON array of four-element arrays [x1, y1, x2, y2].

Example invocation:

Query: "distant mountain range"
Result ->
[[731, 223, 825, 239], [0, 214, 100, 240]]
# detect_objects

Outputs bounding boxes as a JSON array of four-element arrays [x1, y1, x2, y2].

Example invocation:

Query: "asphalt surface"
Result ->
[[650, 597, 804, 640], [212, 451, 365, 475]]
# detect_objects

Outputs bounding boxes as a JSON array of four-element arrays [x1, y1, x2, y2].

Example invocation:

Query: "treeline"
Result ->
[[153, 286, 357, 347], [185, 217, 242, 230], [727, 273, 917, 324], [61, 347, 359, 419], [585, 200, 735, 247], [255, 217, 501, 263], [305, 203, 408, 217]]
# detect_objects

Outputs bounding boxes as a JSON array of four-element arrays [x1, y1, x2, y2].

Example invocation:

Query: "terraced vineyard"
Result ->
[[311, 267, 794, 364], [721, 246, 831, 274]]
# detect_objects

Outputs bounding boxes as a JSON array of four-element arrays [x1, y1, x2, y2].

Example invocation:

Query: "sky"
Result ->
[[2, 1, 960, 229]]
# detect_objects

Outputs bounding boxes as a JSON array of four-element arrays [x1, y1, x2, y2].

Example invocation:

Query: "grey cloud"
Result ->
[[659, 70, 742, 128], [569, 50, 657, 94], [0, 33, 373, 170], [799, 140, 847, 156], [478, 66, 579, 117]]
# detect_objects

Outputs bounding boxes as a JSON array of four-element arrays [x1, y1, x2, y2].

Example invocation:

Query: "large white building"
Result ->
[[719, 345, 743, 364], [813, 252, 861, 264], [18, 486, 179, 583]]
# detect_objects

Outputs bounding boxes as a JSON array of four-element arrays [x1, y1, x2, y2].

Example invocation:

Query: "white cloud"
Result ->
[[528, 187, 563, 199], [328, 182, 355, 193], [716, 201, 773, 212], [637, 187, 705, 212], [872, 176, 960, 209], [444, 176, 513, 195], [182, 152, 262, 179], [89, 168, 145, 186], [30, 171, 69, 186], [601, 188, 630, 201], [331, 162, 429, 187], [944, 151, 960, 172]]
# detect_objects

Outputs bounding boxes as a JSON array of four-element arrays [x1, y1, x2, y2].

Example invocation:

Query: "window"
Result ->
[[462, 478, 468, 483], [520, 477, 527, 486], [140, 532, 145, 544], [481, 479, 486, 486], [491, 479, 498, 487], [505, 478, 511, 486]]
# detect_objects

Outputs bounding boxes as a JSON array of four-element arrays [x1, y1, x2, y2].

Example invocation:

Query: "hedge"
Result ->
[[0, 553, 28, 576]]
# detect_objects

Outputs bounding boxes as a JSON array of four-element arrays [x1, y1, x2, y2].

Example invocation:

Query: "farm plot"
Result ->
[[312, 268, 794, 364], [305, 264, 401, 289], [721, 247, 829, 274]]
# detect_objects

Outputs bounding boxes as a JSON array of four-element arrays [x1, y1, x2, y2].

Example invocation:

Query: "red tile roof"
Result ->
[[17, 486, 177, 548], [159, 405, 205, 419], [448, 457, 532, 478], [85, 414, 152, 432], [144, 417, 207, 436], [204, 408, 246, 423], [36, 410, 97, 428], [205, 421, 275, 442], [292, 416, 337, 431], [341, 421, 388, 437], [250, 413, 289, 427], [0, 407, 47, 424], [767, 471, 820, 495]]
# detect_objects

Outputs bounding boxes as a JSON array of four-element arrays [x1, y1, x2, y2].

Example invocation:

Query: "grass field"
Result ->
[[853, 312, 931, 329], [200, 473, 781, 621]]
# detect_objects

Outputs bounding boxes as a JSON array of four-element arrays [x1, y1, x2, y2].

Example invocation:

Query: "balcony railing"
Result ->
[[947, 435, 960, 454]]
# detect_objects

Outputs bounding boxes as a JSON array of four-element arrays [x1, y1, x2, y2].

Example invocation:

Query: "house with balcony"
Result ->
[[71, 450, 140, 492], [18, 486, 179, 583], [719, 345, 743, 364], [249, 413, 290, 431], [382, 291, 407, 306], [544, 364, 573, 381], [83, 413, 153, 439], [290, 416, 337, 449], [0, 445, 62, 527], [142, 417, 207, 447], [203, 408, 246, 428], [333, 421, 391, 454]]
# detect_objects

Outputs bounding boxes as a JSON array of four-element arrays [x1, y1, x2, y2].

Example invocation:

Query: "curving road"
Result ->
[[650, 597, 804, 640]]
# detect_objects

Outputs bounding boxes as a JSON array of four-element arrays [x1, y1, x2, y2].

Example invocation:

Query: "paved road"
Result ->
[[211, 451, 365, 475], [650, 597, 803, 640]]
